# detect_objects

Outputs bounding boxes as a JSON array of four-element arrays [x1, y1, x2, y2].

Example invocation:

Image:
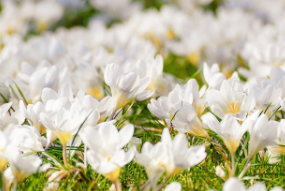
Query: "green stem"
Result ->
[[238, 157, 251, 179], [63, 145, 68, 167], [12, 182, 17, 191], [109, 109, 116, 120], [231, 152, 235, 176], [155, 177, 170, 191], [1, 171, 7, 191]]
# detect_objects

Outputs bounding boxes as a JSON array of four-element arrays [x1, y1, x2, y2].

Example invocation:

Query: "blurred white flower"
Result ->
[[165, 182, 182, 191], [203, 63, 226, 90], [215, 166, 226, 179], [104, 63, 153, 115], [244, 113, 278, 159], [221, 177, 283, 191]]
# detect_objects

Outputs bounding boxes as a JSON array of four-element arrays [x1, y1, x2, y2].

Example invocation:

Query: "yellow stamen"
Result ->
[[228, 102, 239, 114]]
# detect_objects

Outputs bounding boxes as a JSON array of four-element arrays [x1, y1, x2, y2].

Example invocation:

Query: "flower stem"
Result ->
[[84, 145, 88, 169], [63, 144, 68, 167], [114, 180, 121, 191], [109, 109, 116, 120], [140, 180, 150, 191], [12, 182, 17, 191], [231, 152, 235, 176], [1, 171, 7, 191], [238, 157, 251, 179], [155, 177, 170, 191]]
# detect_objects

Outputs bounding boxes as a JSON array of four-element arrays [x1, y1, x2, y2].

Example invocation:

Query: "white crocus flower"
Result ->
[[19, 100, 46, 134], [161, 128, 207, 177], [147, 87, 182, 124], [171, 79, 206, 117], [215, 166, 226, 179], [203, 114, 247, 174], [172, 103, 208, 137], [204, 114, 247, 154], [267, 119, 285, 160], [164, 182, 182, 191], [104, 63, 153, 118], [16, 62, 60, 103], [40, 102, 88, 166], [8, 151, 50, 186], [136, 128, 206, 189], [79, 122, 135, 184], [244, 113, 278, 159], [0, 130, 9, 172], [40, 102, 86, 146], [124, 55, 164, 96], [6, 125, 44, 153], [207, 80, 254, 120], [203, 63, 226, 90], [182, 79, 206, 117], [269, 67, 285, 111], [276, 119, 285, 152], [0, 102, 24, 130], [220, 177, 283, 191], [74, 89, 113, 123], [248, 84, 282, 117], [136, 141, 169, 189]]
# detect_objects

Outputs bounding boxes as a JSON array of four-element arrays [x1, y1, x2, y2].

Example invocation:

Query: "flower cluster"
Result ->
[[0, 0, 285, 190]]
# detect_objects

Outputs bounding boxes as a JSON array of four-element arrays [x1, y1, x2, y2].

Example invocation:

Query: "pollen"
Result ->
[[107, 156, 111, 162]]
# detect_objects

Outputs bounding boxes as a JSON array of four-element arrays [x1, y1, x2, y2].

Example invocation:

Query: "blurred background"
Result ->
[[0, 0, 284, 86]]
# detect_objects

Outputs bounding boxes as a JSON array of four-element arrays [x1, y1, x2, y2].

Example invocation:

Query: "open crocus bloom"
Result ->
[[40, 101, 87, 146], [136, 128, 206, 188], [207, 80, 254, 120], [79, 122, 135, 183]]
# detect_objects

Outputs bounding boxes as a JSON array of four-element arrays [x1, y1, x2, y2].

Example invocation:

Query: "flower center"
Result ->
[[228, 102, 239, 114]]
